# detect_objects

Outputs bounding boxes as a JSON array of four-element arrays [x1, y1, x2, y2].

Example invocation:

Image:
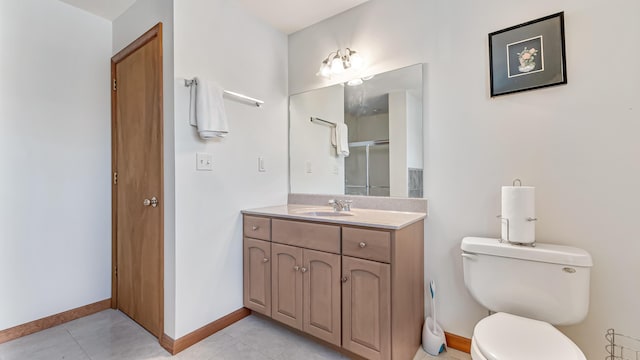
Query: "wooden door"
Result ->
[[111, 24, 163, 338], [342, 256, 391, 360], [243, 238, 271, 315], [271, 243, 303, 330], [303, 249, 341, 346]]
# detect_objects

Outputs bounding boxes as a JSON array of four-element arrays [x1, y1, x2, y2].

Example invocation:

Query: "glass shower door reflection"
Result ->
[[345, 142, 390, 196]]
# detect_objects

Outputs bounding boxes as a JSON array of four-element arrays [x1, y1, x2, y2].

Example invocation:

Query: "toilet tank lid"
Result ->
[[461, 237, 593, 267]]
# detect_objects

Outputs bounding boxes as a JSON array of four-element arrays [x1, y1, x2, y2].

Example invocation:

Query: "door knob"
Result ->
[[143, 197, 159, 207], [294, 266, 300, 271], [341, 276, 349, 283], [359, 242, 367, 248], [262, 258, 269, 263], [300, 267, 307, 273]]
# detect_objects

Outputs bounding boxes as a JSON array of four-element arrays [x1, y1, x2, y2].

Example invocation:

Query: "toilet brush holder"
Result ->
[[422, 316, 447, 356]]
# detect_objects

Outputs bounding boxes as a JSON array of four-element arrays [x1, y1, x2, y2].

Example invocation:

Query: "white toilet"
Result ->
[[461, 237, 593, 360]]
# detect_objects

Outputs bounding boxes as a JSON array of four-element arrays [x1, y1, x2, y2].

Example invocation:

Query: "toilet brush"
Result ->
[[422, 280, 447, 355]]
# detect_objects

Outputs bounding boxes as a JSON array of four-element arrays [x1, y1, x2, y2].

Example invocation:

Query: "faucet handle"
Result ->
[[328, 199, 352, 211]]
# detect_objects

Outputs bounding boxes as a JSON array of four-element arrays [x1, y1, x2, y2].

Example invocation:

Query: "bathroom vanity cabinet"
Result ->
[[271, 219, 342, 346], [242, 208, 424, 360]]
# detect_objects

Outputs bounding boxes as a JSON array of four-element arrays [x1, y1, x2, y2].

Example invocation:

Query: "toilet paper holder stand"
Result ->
[[496, 215, 538, 247]]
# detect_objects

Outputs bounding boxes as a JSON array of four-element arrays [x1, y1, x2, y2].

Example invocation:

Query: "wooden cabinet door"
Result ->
[[342, 256, 391, 360], [271, 243, 303, 330], [243, 238, 271, 316], [303, 249, 341, 346]]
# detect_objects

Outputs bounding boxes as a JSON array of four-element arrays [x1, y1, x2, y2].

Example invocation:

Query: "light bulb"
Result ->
[[331, 54, 345, 74], [349, 51, 364, 69], [320, 65, 332, 77], [346, 78, 363, 86], [318, 60, 331, 78]]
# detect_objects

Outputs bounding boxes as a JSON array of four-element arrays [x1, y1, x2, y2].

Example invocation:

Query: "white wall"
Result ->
[[288, 0, 640, 358], [406, 91, 423, 169], [389, 91, 409, 197], [0, 0, 111, 330], [290, 85, 345, 195], [112, 0, 176, 337], [173, 0, 288, 339]]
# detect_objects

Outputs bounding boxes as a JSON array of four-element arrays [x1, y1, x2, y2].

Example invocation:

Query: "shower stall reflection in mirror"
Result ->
[[345, 140, 390, 196], [344, 87, 424, 199]]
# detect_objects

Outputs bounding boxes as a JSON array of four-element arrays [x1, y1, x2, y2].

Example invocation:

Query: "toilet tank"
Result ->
[[461, 237, 593, 326]]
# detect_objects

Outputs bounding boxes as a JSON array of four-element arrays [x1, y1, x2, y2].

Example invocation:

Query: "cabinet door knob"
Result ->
[[359, 242, 367, 248], [262, 258, 269, 263], [300, 267, 307, 273], [252, 225, 259, 231], [341, 276, 349, 283], [294, 265, 300, 271]]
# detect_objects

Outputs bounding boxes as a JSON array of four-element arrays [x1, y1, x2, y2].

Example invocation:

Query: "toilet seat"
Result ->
[[472, 312, 586, 360]]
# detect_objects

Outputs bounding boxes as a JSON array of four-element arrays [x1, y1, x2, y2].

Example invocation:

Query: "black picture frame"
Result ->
[[489, 12, 567, 97]]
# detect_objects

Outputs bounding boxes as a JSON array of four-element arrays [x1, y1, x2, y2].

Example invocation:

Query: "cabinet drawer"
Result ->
[[244, 215, 271, 241], [272, 219, 340, 254], [342, 227, 391, 263]]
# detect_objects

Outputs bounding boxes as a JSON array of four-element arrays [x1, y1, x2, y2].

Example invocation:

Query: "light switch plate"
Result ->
[[196, 153, 213, 171], [305, 161, 312, 173], [258, 157, 266, 172]]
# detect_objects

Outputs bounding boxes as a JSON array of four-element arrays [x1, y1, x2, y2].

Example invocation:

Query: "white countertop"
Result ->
[[242, 204, 426, 230]]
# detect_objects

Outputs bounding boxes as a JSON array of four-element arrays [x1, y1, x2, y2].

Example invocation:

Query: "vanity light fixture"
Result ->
[[317, 48, 364, 78]]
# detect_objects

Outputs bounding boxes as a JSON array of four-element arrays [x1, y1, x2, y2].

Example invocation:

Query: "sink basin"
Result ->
[[295, 210, 354, 217]]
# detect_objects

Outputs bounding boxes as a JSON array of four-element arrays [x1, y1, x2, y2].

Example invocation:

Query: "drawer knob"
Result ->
[[300, 267, 308, 273], [341, 276, 349, 283], [262, 258, 269, 263], [252, 225, 259, 231], [294, 265, 300, 271], [359, 242, 367, 248]]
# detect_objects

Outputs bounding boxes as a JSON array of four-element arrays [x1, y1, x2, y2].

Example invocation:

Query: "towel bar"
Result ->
[[310, 117, 336, 127], [184, 78, 264, 107]]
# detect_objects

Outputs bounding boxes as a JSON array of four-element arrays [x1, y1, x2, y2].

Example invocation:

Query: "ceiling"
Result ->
[[236, 0, 370, 34], [56, 0, 369, 33], [58, 0, 136, 21]]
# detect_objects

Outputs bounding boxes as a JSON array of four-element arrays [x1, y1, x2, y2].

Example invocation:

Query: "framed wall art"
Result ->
[[489, 12, 567, 97]]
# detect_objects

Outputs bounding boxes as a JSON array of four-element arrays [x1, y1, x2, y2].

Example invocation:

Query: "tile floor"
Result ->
[[0, 310, 470, 360]]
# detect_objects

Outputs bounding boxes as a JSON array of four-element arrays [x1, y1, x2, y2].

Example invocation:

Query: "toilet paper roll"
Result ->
[[501, 186, 535, 244]]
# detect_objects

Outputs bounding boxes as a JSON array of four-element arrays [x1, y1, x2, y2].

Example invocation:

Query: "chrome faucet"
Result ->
[[328, 199, 353, 212]]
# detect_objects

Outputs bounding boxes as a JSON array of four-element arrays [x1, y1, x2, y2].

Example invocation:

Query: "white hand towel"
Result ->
[[336, 123, 350, 157], [193, 78, 229, 139]]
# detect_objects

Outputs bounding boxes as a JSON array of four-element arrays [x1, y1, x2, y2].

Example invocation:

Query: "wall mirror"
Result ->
[[289, 63, 424, 198]]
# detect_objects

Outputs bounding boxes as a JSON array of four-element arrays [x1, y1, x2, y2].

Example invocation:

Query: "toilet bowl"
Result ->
[[469, 313, 586, 360]]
